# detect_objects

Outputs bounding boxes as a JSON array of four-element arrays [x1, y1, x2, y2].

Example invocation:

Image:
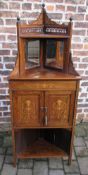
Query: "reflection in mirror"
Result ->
[[46, 39, 64, 69], [25, 40, 40, 69]]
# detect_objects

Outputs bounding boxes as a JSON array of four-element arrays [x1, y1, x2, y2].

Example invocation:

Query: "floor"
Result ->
[[0, 123, 88, 175]]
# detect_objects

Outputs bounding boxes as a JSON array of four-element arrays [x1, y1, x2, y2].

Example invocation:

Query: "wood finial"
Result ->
[[17, 17, 20, 23], [42, 3, 45, 9], [69, 17, 73, 22]]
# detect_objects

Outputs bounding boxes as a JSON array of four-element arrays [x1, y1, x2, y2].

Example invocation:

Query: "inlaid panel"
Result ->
[[50, 96, 69, 121], [45, 91, 75, 127], [13, 91, 44, 127]]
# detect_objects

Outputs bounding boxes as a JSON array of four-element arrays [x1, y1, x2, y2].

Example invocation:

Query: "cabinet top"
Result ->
[[9, 68, 81, 81]]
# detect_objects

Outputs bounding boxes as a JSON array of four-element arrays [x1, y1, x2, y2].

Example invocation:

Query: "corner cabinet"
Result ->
[[9, 4, 81, 166]]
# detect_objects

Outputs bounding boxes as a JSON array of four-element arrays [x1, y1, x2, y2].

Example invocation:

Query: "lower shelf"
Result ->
[[17, 138, 68, 158], [15, 128, 71, 159]]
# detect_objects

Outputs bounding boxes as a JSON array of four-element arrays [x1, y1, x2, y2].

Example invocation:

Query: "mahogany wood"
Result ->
[[9, 5, 81, 167]]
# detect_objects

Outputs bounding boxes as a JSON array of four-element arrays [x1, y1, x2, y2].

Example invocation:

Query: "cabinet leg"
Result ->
[[13, 156, 16, 167], [12, 129, 16, 167], [68, 156, 72, 165]]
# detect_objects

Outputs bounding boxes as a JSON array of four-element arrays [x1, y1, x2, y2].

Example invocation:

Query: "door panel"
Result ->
[[13, 91, 44, 127], [45, 91, 75, 127]]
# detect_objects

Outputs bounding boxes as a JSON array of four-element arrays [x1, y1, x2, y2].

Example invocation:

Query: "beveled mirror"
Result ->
[[45, 39, 64, 70], [25, 39, 40, 69]]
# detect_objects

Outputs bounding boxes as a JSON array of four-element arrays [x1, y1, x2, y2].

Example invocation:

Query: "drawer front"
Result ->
[[45, 91, 75, 127], [12, 91, 44, 127], [10, 80, 76, 91]]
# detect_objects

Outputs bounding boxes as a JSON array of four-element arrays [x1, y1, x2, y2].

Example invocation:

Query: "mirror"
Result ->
[[45, 39, 64, 70], [25, 39, 40, 69]]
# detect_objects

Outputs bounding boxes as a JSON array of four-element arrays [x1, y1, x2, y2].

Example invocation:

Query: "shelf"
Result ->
[[15, 128, 71, 159], [17, 138, 68, 159], [20, 34, 70, 39]]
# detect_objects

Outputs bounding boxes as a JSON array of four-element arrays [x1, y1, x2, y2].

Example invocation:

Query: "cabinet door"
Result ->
[[45, 91, 75, 127], [13, 91, 44, 127]]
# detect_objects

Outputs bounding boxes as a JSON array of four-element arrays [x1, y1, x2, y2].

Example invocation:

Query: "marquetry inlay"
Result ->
[[49, 96, 70, 122], [45, 27, 67, 34], [23, 99, 32, 120], [54, 99, 68, 120], [20, 27, 43, 34], [20, 27, 67, 35]]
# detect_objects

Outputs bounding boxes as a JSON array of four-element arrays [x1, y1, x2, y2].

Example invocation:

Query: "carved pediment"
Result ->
[[19, 4, 70, 36], [29, 4, 56, 26]]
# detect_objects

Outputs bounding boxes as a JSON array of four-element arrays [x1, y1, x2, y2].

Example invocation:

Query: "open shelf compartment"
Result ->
[[15, 128, 72, 159]]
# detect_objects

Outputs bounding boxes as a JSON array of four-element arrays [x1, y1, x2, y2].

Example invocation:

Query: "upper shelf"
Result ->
[[20, 34, 70, 39]]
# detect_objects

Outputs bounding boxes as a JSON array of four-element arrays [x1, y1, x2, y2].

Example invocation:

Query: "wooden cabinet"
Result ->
[[9, 4, 81, 167], [10, 79, 79, 166]]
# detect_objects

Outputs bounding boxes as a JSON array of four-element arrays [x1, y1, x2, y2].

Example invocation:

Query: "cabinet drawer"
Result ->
[[10, 80, 76, 91]]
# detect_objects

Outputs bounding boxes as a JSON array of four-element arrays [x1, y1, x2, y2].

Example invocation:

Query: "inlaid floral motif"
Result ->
[[51, 96, 69, 122]]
